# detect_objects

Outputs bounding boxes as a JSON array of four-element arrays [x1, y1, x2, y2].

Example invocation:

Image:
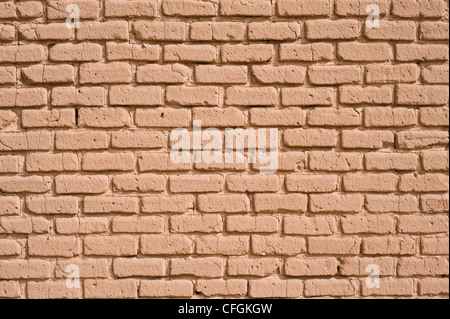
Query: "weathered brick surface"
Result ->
[[0, 0, 448, 300]]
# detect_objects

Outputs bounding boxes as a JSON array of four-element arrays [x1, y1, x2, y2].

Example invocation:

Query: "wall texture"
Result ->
[[0, 0, 449, 299]]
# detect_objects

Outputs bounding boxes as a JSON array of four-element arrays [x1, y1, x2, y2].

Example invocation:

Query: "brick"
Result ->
[[339, 86, 393, 104], [0, 66, 16, 84], [196, 65, 247, 84], [171, 215, 223, 233], [198, 194, 250, 213], [55, 175, 108, 194], [252, 66, 305, 85], [422, 65, 449, 84], [22, 109, 75, 129], [220, 0, 271, 16], [196, 236, 249, 255], [397, 85, 449, 106], [398, 215, 449, 234], [84, 280, 137, 299], [335, 0, 389, 16], [55, 131, 108, 151], [309, 152, 363, 171], [419, 278, 449, 296], [22, 65, 74, 83], [190, 22, 245, 41], [47, 1, 100, 19], [84, 196, 138, 214], [106, 42, 159, 61], [26, 196, 78, 215], [225, 87, 278, 106], [137, 64, 189, 84], [254, 194, 307, 213], [228, 258, 279, 277], [0, 44, 44, 63], [193, 108, 246, 127], [0, 197, 20, 216], [308, 65, 361, 85], [0, 176, 51, 193], [305, 279, 358, 297], [134, 21, 186, 41], [140, 280, 193, 298], [249, 279, 302, 298], [284, 129, 338, 147], [0, 282, 20, 298], [365, 195, 419, 213], [138, 152, 191, 172], [365, 64, 418, 83], [310, 194, 364, 213], [343, 173, 398, 192], [286, 257, 338, 277], [399, 174, 449, 193], [164, 45, 216, 63], [422, 151, 449, 171], [286, 175, 338, 193], [141, 235, 193, 255], [78, 108, 131, 128], [113, 258, 164, 277], [398, 257, 449, 277], [136, 108, 190, 128], [392, 0, 445, 18], [170, 258, 224, 277], [227, 175, 280, 193], [278, 0, 330, 16], [0, 2, 16, 19], [284, 216, 337, 235], [76, 21, 129, 41], [398, 131, 449, 149], [0, 260, 52, 279], [110, 85, 162, 106], [82, 153, 135, 172], [396, 44, 449, 62], [365, 21, 416, 41], [226, 216, 278, 233], [362, 236, 416, 255], [342, 215, 395, 234], [362, 278, 414, 296], [51, 87, 105, 107], [341, 130, 394, 149], [84, 236, 138, 256], [0, 217, 51, 234], [166, 86, 218, 106], [112, 217, 164, 233], [0, 132, 52, 151], [280, 43, 334, 62], [0, 155, 20, 173], [0, 110, 17, 129], [306, 20, 359, 40], [55, 218, 108, 235], [27, 281, 81, 299], [248, 22, 301, 41], [19, 23, 72, 41], [307, 108, 361, 127], [163, 0, 216, 16], [250, 108, 303, 127], [113, 174, 165, 193], [80, 63, 132, 84], [142, 195, 194, 213], [28, 236, 80, 257], [252, 236, 306, 256], [0, 239, 21, 256], [364, 107, 416, 127], [339, 257, 396, 276], [196, 279, 247, 297], [420, 107, 449, 127], [421, 195, 449, 213], [222, 44, 274, 63], [421, 237, 449, 255], [105, 0, 157, 17], [0, 88, 47, 107], [282, 87, 335, 106], [420, 22, 449, 41], [309, 237, 361, 255]]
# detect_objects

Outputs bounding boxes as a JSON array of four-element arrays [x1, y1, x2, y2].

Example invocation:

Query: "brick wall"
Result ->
[[0, 0, 449, 299]]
